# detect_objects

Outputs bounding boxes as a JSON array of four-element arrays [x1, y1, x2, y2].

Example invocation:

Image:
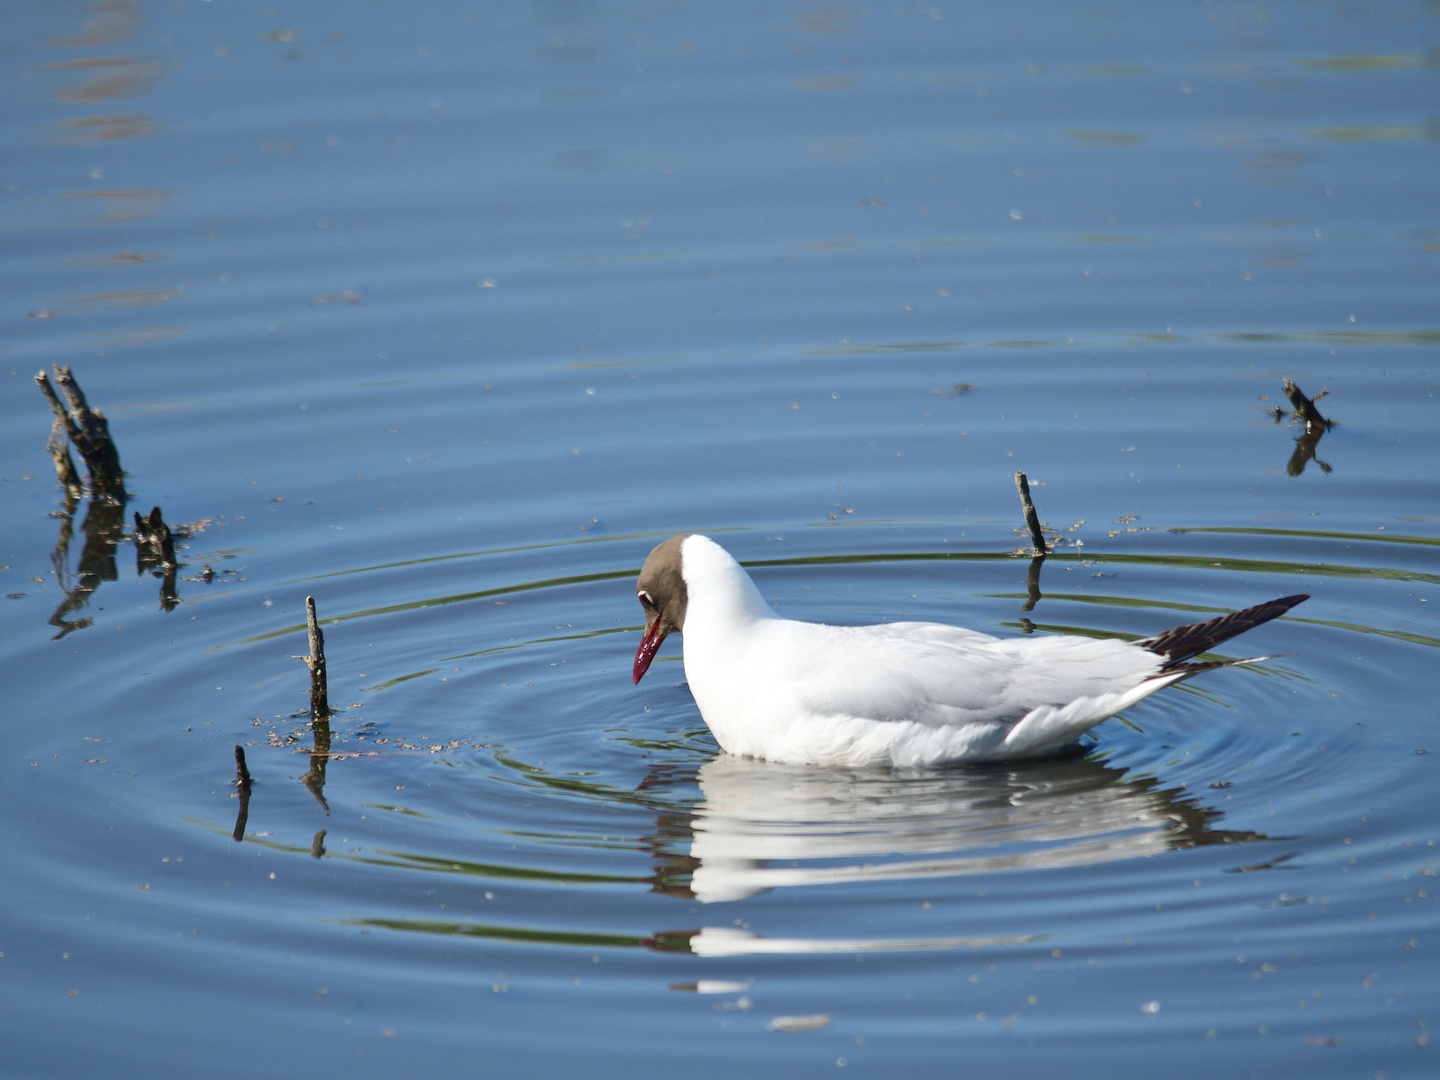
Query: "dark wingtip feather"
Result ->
[[1138, 594, 1309, 668]]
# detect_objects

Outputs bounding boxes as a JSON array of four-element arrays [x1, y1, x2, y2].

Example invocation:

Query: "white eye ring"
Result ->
[[638, 590, 654, 605]]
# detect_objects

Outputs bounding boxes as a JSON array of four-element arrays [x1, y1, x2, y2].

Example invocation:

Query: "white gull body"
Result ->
[[632, 534, 1306, 768]]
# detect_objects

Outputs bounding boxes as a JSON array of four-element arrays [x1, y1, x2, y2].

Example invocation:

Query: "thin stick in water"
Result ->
[[305, 596, 329, 722], [231, 745, 252, 841], [233, 744, 253, 790], [1014, 472, 1049, 555]]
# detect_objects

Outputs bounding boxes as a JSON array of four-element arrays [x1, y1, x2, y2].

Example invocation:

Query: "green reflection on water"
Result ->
[[187, 819, 639, 884], [1077, 552, 1439, 585], [1287, 617, 1440, 650], [746, 549, 1439, 586], [984, 592, 1226, 614], [489, 749, 701, 810], [1299, 54, 1423, 70], [440, 623, 633, 663], [282, 530, 674, 585], [808, 339, 969, 354], [990, 591, 1440, 648], [364, 667, 442, 691], [1172, 527, 1440, 548], [1218, 329, 1440, 346], [507, 829, 643, 853], [231, 567, 639, 645], [347, 917, 645, 949], [809, 328, 1440, 355], [358, 847, 636, 885], [361, 802, 435, 819], [1309, 126, 1426, 142]]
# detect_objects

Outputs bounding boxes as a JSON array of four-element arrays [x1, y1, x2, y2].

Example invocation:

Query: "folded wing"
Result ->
[[763, 620, 1161, 729]]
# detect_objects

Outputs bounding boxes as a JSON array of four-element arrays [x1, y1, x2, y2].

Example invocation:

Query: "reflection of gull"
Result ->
[[655, 754, 1265, 903], [684, 926, 1035, 956]]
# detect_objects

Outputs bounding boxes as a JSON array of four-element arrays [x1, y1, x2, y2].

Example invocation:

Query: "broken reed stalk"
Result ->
[[35, 365, 125, 501], [1013, 472, 1049, 556], [1282, 380, 1330, 434], [232, 745, 252, 842], [301, 597, 333, 809], [305, 596, 329, 722], [233, 744, 253, 790]]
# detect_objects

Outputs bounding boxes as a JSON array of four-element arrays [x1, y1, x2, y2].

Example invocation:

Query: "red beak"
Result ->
[[633, 620, 668, 684]]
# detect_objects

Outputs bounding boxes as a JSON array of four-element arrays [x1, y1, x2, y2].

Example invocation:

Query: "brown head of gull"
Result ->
[[633, 533, 690, 685]]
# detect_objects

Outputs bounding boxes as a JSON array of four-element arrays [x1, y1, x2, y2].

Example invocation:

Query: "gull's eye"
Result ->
[[638, 590, 654, 607]]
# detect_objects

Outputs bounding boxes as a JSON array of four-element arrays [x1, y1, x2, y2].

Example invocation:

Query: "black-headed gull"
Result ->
[[632, 534, 1307, 767]]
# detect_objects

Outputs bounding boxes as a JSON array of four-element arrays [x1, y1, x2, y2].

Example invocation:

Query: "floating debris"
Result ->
[[767, 1014, 830, 1033]]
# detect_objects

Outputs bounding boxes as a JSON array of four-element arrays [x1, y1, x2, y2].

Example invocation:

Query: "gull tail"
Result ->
[[1137, 594, 1309, 670], [999, 655, 1279, 760], [997, 595, 1309, 760]]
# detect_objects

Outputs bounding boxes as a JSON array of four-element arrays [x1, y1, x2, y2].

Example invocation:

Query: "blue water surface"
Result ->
[[1, 2, 1438, 1076]]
